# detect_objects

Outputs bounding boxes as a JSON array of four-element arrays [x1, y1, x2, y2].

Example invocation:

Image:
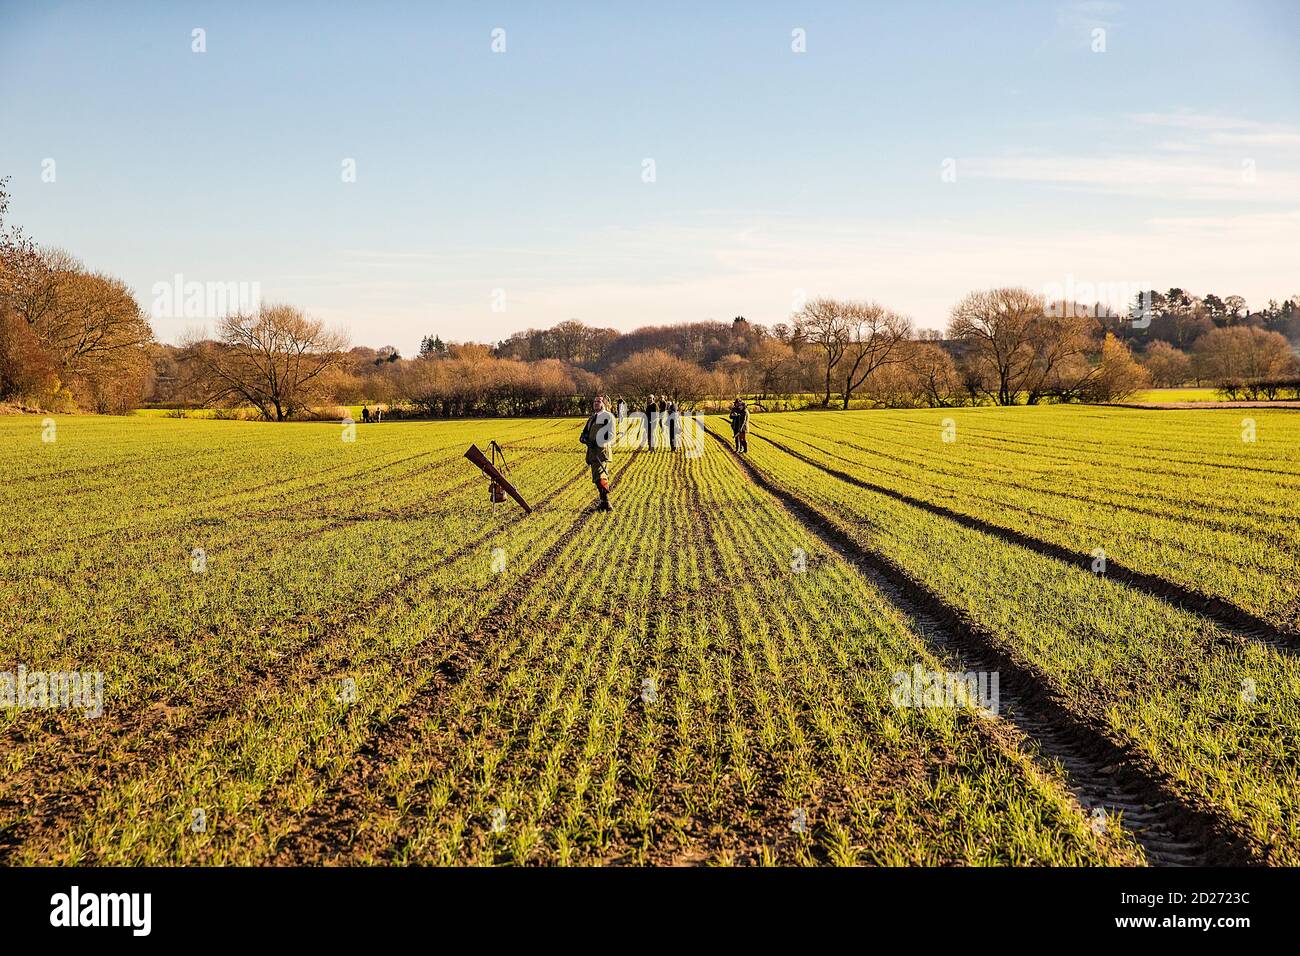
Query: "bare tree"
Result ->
[[1223, 295, 1247, 325], [838, 302, 912, 408], [947, 288, 1093, 405], [184, 304, 348, 420], [948, 288, 1043, 406], [903, 341, 963, 407], [0, 177, 39, 296], [712, 353, 752, 396], [1020, 310, 1098, 404], [1193, 326, 1296, 388], [793, 298, 849, 407], [1140, 341, 1192, 387], [747, 337, 798, 401]]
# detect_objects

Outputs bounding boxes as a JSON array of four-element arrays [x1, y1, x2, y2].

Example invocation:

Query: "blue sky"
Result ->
[[2, 0, 1298, 353]]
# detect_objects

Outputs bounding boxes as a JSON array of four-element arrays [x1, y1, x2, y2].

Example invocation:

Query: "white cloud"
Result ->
[[285, 210, 1299, 348], [963, 110, 1300, 201], [1127, 110, 1300, 147], [190, 106, 1300, 351], [963, 154, 1300, 201]]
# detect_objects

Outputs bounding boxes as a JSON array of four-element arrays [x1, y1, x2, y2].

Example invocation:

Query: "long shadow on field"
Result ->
[[704, 425, 1259, 867], [753, 432, 1298, 650]]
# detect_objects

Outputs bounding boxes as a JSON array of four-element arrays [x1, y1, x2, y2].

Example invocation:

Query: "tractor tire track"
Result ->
[[6, 451, 432, 564], [763, 420, 1300, 547], [879, 415, 1300, 481], [705, 425, 1258, 867], [687, 451, 1060, 865], [0, 446, 557, 759], [753, 431, 1299, 649], [375, 454, 642, 864], [11, 420, 563, 558]]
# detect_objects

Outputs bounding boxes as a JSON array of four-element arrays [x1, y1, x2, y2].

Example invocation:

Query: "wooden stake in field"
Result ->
[[464, 442, 532, 514]]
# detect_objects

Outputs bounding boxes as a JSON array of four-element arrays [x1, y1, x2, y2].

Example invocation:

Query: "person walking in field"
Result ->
[[580, 395, 616, 512], [729, 397, 750, 454]]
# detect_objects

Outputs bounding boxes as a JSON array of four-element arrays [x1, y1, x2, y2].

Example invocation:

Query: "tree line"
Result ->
[[4, 177, 1297, 418]]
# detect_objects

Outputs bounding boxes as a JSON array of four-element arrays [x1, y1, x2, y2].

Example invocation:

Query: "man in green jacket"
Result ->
[[580, 395, 616, 512]]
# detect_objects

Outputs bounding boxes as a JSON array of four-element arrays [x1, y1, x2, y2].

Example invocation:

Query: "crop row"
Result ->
[[735, 412, 1300, 863], [3, 416, 1135, 864], [757, 407, 1299, 633]]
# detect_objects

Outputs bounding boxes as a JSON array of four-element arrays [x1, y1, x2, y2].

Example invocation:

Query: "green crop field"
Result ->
[[1126, 388, 1224, 404], [2, 406, 1296, 865]]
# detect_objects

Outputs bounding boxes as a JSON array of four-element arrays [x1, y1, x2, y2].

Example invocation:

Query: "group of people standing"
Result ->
[[614, 394, 686, 451], [578, 394, 753, 513]]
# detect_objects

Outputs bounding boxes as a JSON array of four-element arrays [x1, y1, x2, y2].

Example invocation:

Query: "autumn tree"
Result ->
[[40, 267, 153, 410], [2, 246, 152, 412], [605, 348, 711, 404], [1079, 334, 1150, 402], [2, 182, 154, 411], [0, 300, 62, 406], [1140, 340, 1192, 387]]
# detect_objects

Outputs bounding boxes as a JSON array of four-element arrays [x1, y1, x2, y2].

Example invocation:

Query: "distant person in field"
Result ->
[[729, 398, 750, 454], [579, 395, 616, 512], [361, 405, 371, 423], [664, 397, 679, 451], [645, 393, 660, 451]]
